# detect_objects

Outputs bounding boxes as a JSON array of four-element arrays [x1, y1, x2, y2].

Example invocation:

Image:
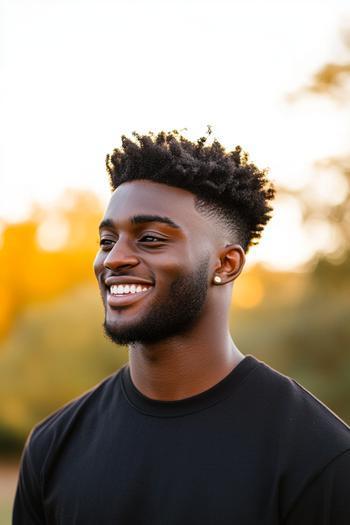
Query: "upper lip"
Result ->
[[104, 276, 154, 287]]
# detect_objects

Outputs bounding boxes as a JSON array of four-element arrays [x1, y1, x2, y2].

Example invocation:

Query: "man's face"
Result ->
[[94, 180, 216, 345]]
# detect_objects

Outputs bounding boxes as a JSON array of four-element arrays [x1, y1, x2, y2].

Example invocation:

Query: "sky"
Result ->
[[1, 0, 350, 270]]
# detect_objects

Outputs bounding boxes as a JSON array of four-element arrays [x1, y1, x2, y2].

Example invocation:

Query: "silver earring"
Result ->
[[214, 275, 222, 284]]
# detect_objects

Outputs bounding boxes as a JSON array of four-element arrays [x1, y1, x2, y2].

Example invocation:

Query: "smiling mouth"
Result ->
[[109, 284, 152, 296], [106, 283, 153, 308]]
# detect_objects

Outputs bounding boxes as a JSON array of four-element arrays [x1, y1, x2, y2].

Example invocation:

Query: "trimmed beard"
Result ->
[[103, 256, 210, 345]]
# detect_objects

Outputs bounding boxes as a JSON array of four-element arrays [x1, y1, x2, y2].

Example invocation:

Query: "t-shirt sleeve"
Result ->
[[12, 435, 46, 525], [284, 449, 350, 525]]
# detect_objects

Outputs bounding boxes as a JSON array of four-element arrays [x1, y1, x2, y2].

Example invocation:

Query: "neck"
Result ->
[[128, 312, 244, 401]]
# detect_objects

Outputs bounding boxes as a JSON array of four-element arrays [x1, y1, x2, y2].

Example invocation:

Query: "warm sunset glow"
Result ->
[[233, 274, 264, 309], [36, 216, 70, 252], [1, 0, 350, 271], [1, 6, 350, 519]]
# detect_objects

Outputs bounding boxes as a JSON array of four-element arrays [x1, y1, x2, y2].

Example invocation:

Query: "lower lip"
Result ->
[[106, 287, 153, 308]]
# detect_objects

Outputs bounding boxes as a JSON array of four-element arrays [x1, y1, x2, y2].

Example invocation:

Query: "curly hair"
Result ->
[[106, 130, 275, 251]]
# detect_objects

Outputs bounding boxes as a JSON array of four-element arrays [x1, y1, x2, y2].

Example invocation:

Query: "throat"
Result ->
[[128, 338, 244, 401]]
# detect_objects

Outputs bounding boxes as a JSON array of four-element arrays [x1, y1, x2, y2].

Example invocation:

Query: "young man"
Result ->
[[14, 132, 350, 524]]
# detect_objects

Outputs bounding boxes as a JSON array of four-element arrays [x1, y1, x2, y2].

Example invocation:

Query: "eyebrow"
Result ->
[[99, 214, 181, 231]]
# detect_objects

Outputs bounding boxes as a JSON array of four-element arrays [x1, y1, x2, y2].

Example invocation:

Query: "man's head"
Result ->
[[94, 131, 275, 345]]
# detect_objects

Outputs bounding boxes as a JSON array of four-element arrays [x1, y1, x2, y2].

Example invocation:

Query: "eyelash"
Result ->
[[99, 235, 164, 248], [139, 235, 163, 243], [99, 239, 114, 248]]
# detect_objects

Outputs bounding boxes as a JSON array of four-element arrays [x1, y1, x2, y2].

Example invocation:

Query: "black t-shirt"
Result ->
[[13, 355, 350, 524]]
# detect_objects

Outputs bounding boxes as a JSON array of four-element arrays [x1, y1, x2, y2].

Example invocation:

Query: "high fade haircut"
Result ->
[[105, 130, 275, 251]]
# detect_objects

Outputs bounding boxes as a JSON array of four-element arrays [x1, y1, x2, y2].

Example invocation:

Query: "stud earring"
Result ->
[[214, 275, 222, 284]]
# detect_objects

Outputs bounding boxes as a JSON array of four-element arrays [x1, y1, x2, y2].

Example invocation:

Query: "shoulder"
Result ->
[[248, 357, 350, 519], [24, 367, 125, 473], [251, 357, 350, 443]]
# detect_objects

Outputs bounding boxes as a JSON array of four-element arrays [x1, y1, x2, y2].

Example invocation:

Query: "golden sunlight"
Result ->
[[233, 274, 264, 310]]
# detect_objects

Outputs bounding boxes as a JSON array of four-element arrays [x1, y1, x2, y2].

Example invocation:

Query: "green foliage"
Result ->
[[232, 253, 350, 424], [0, 502, 12, 525], [1, 252, 349, 458], [0, 284, 128, 453]]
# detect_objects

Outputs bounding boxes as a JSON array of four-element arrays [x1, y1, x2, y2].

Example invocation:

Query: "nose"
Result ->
[[103, 237, 139, 271]]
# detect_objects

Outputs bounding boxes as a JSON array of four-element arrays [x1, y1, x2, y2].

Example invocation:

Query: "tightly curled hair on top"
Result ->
[[106, 130, 275, 251]]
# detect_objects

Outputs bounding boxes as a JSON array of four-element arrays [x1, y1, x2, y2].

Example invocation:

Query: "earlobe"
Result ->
[[214, 245, 245, 284]]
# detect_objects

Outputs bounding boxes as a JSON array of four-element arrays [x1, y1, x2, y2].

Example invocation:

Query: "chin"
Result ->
[[103, 317, 149, 345], [104, 321, 134, 345]]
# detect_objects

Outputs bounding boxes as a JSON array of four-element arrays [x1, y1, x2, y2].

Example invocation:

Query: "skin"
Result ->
[[94, 180, 246, 401]]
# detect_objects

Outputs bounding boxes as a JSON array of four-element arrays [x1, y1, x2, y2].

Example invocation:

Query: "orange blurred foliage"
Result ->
[[0, 190, 103, 340]]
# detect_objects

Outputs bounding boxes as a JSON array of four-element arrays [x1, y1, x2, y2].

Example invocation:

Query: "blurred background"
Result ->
[[1, 0, 350, 521]]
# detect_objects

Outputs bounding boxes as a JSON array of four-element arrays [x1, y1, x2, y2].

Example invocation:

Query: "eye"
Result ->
[[99, 238, 115, 250], [139, 234, 163, 243]]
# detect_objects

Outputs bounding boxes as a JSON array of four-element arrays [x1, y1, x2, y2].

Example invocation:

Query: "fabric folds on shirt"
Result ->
[[13, 355, 350, 525]]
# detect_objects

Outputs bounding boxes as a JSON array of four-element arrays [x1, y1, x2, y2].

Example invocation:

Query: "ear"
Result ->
[[213, 244, 246, 284]]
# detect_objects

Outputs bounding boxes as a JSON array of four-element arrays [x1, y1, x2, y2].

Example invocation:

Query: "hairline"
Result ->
[[113, 179, 244, 249]]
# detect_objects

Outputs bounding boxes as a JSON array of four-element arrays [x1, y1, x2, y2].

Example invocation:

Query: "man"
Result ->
[[14, 131, 350, 524]]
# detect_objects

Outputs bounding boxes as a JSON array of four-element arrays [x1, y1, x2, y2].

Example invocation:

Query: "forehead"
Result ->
[[104, 180, 204, 230]]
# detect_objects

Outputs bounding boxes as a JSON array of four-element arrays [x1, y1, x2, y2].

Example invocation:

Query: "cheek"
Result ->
[[93, 251, 104, 277], [153, 254, 191, 283]]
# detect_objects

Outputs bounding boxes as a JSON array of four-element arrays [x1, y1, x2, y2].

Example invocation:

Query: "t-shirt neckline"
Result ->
[[121, 355, 259, 417]]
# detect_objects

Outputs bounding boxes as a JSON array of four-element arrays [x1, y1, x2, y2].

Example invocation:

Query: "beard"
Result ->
[[103, 256, 210, 345]]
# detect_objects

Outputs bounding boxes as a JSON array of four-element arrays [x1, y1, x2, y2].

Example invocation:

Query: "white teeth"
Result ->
[[109, 284, 151, 295]]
